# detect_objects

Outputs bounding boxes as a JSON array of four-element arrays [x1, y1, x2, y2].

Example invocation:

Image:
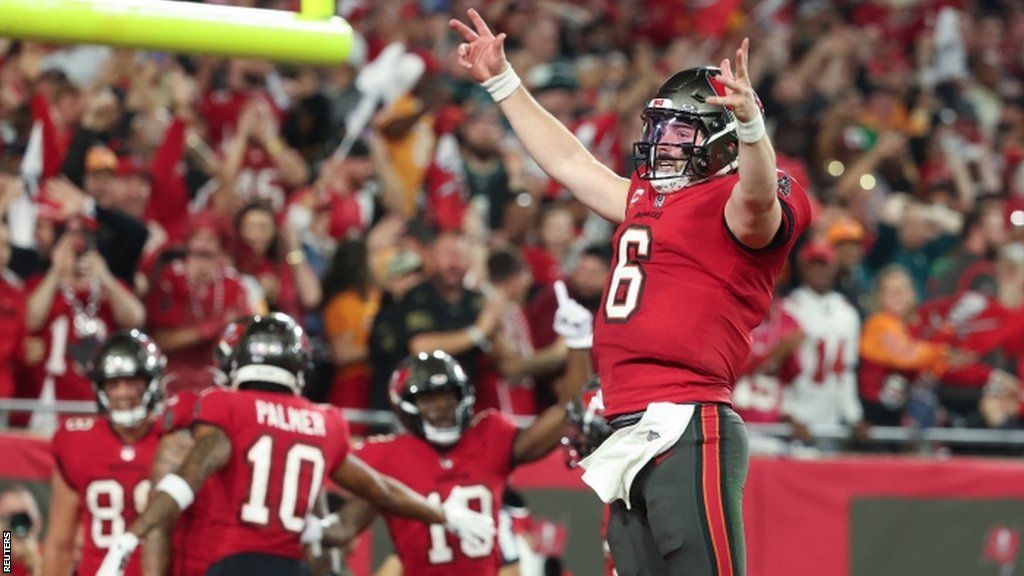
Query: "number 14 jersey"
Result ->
[[594, 171, 811, 418]]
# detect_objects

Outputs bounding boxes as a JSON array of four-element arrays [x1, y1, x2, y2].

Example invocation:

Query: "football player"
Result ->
[[41, 330, 168, 576], [322, 282, 594, 576], [97, 313, 494, 576], [450, 9, 811, 575], [142, 317, 251, 576]]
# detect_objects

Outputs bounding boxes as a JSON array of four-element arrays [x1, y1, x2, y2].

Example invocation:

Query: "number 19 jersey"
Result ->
[[594, 171, 811, 418], [195, 388, 352, 563]]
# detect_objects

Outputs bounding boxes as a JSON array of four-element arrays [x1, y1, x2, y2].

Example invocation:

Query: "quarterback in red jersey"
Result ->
[[451, 9, 810, 575], [98, 314, 494, 576], [41, 330, 168, 576]]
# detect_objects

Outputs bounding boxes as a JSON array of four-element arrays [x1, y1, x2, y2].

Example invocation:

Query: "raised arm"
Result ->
[[449, 9, 629, 223], [715, 39, 782, 250]]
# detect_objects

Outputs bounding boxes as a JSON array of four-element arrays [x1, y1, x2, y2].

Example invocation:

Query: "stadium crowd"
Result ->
[[0, 0, 1023, 451]]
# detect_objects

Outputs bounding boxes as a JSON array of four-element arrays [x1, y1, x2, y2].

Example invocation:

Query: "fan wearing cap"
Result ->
[[826, 217, 872, 316], [451, 10, 810, 574], [781, 242, 869, 446], [42, 330, 169, 576]]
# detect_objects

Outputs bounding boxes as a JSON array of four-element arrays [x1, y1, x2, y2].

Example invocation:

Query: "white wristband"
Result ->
[[482, 64, 521, 102], [735, 113, 766, 144], [156, 473, 195, 512]]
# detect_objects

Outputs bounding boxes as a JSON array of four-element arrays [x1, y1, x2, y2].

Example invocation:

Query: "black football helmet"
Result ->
[[89, 329, 166, 427], [389, 351, 475, 447], [229, 313, 311, 395], [213, 316, 251, 386], [633, 66, 745, 188], [561, 376, 611, 468]]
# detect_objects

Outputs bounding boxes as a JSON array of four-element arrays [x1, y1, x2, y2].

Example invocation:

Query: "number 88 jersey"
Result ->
[[594, 171, 811, 418], [51, 416, 164, 576], [355, 410, 520, 576]]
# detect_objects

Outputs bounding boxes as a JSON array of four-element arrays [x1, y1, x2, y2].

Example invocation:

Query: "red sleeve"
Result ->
[[161, 390, 199, 432], [482, 411, 519, 474], [145, 117, 190, 241], [775, 171, 812, 249], [194, 389, 235, 434], [30, 93, 66, 178], [353, 435, 392, 471], [326, 407, 352, 472], [146, 267, 187, 329]]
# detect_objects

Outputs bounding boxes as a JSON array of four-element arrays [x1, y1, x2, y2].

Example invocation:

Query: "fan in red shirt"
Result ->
[[98, 314, 495, 576], [451, 11, 809, 574], [41, 330, 170, 576], [0, 221, 26, 400], [23, 217, 147, 432], [145, 212, 251, 393]]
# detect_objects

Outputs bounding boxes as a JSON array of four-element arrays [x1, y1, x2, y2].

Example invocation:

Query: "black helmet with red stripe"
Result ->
[[389, 351, 475, 447], [561, 376, 611, 468], [633, 66, 743, 189]]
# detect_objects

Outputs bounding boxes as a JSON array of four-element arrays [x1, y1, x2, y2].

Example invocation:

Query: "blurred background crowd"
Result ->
[[0, 0, 1023, 454]]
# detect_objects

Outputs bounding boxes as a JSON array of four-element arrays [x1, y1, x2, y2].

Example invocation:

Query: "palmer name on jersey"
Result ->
[[255, 399, 328, 437]]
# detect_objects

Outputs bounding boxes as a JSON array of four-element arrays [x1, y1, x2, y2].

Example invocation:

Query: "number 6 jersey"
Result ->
[[594, 171, 811, 418], [355, 410, 520, 576]]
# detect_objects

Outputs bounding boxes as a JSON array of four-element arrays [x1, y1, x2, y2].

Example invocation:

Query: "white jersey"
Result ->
[[782, 287, 863, 426]]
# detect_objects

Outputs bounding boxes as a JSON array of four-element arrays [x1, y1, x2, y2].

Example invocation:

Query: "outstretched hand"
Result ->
[[705, 38, 760, 124], [449, 8, 509, 83]]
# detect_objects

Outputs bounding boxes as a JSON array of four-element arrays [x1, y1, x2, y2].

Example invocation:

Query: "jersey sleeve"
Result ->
[[325, 407, 353, 472], [352, 435, 393, 472], [194, 389, 236, 435], [769, 171, 812, 250], [50, 423, 77, 490], [482, 411, 520, 474], [161, 390, 199, 433]]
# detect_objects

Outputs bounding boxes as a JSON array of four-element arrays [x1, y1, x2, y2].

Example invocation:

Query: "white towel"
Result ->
[[579, 403, 695, 508]]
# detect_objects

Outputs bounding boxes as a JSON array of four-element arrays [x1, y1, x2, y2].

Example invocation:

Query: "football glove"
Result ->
[[553, 280, 594, 349], [442, 488, 496, 547], [96, 532, 139, 576]]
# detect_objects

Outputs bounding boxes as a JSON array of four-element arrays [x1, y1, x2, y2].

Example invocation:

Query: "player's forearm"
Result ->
[[26, 270, 60, 332], [498, 88, 626, 221], [104, 279, 146, 328], [128, 492, 180, 539], [513, 404, 568, 465], [330, 498, 378, 546], [141, 524, 172, 576], [39, 545, 74, 576], [734, 137, 778, 211], [375, 476, 445, 524], [409, 330, 478, 357]]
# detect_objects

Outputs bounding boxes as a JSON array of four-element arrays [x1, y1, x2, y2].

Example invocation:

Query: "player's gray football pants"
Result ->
[[606, 403, 748, 576]]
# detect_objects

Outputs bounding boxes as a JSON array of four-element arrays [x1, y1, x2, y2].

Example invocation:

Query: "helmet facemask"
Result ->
[[390, 351, 475, 448], [634, 109, 739, 192]]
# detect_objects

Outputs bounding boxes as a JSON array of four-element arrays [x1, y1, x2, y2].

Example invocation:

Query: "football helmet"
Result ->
[[389, 351, 475, 447], [213, 317, 251, 386], [229, 313, 311, 395], [561, 376, 611, 468], [633, 66, 744, 190], [89, 330, 167, 427]]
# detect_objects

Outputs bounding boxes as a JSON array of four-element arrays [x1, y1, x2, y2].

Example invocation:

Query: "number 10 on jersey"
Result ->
[[604, 225, 652, 322]]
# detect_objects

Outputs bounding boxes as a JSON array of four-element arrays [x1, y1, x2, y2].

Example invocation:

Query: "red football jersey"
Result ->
[[0, 270, 26, 399], [194, 388, 351, 563], [51, 416, 164, 576], [159, 390, 233, 576], [355, 411, 520, 576], [594, 171, 811, 417]]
